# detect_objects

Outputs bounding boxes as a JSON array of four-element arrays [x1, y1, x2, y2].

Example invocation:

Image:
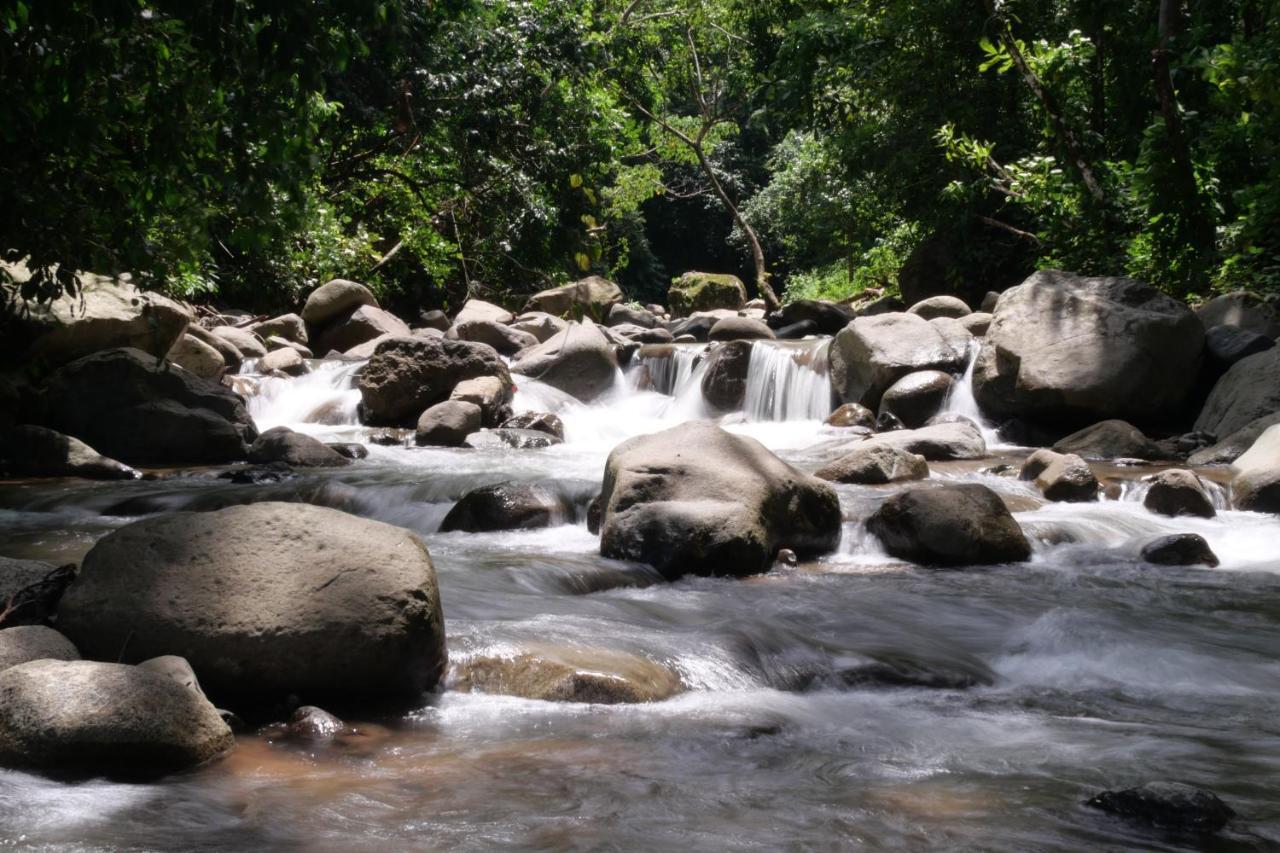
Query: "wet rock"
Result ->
[[1205, 324, 1274, 368], [57, 502, 447, 701], [259, 346, 309, 376], [1143, 469, 1215, 518], [508, 321, 618, 403], [500, 412, 565, 441], [2, 272, 192, 368], [0, 561, 74, 627], [166, 333, 226, 380], [453, 298, 513, 326], [773, 319, 820, 340], [357, 336, 510, 427], [958, 312, 992, 336], [708, 316, 775, 342], [524, 276, 623, 319], [416, 400, 482, 447], [828, 312, 965, 409], [452, 647, 683, 704], [449, 375, 514, 426], [816, 444, 928, 485], [907, 295, 970, 320], [878, 370, 954, 429], [876, 411, 904, 432], [0, 659, 234, 775], [672, 333, 698, 343], [327, 442, 368, 461], [1085, 781, 1234, 832], [826, 403, 877, 429], [599, 421, 841, 579], [700, 340, 752, 412], [440, 481, 575, 533], [370, 429, 411, 447], [607, 302, 659, 329], [1019, 449, 1099, 502], [463, 428, 562, 450], [857, 420, 987, 461], [866, 483, 1032, 566], [218, 462, 295, 484], [301, 279, 377, 328], [1195, 291, 1280, 338], [975, 270, 1204, 425], [509, 311, 567, 343], [668, 272, 747, 317], [137, 655, 208, 699], [835, 653, 995, 690], [210, 325, 268, 359], [0, 626, 79, 672], [247, 426, 350, 467], [1230, 423, 1280, 513], [766, 300, 855, 335], [1141, 534, 1219, 567], [272, 705, 347, 741], [1053, 419, 1173, 461], [1196, 346, 1280, 439], [43, 347, 257, 465], [314, 305, 410, 355], [0, 424, 139, 480], [251, 313, 308, 345], [452, 318, 539, 356]]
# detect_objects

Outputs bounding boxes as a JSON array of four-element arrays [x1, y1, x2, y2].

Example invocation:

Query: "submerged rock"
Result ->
[[57, 502, 447, 702], [866, 483, 1032, 567], [463, 428, 563, 450], [1085, 781, 1234, 832], [599, 422, 841, 579], [1141, 534, 1219, 567], [440, 482, 575, 533], [0, 659, 233, 775], [452, 647, 683, 704], [247, 426, 350, 467]]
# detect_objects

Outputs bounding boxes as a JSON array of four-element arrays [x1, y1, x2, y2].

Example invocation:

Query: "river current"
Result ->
[[0, 340, 1277, 851]]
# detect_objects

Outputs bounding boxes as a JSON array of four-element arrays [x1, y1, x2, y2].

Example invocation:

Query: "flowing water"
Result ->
[[1, 341, 1278, 851]]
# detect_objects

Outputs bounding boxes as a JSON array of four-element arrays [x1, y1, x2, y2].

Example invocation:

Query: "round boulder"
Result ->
[[509, 321, 619, 403], [357, 336, 511, 427], [878, 370, 954, 429], [866, 483, 1032, 566], [301, 279, 377, 328], [828, 313, 965, 409], [56, 503, 447, 701], [1143, 469, 1216, 518], [0, 626, 79, 673], [440, 481, 575, 533], [708, 316, 775, 342], [416, 400, 482, 447], [1140, 534, 1219, 567], [907, 295, 970, 320]]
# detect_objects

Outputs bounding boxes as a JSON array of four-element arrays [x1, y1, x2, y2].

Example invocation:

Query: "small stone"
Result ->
[[1086, 781, 1234, 832]]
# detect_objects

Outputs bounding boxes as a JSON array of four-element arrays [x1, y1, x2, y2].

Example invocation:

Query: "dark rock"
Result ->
[[415, 400, 482, 447], [878, 370, 954, 429], [1053, 420, 1173, 461], [440, 481, 575, 533], [0, 424, 139, 480], [1205, 324, 1274, 368], [708, 316, 776, 342], [501, 412, 565, 440], [816, 444, 928, 484], [326, 442, 368, 461], [246, 427, 349, 467], [1143, 469, 1216, 518], [826, 403, 877, 429], [1196, 291, 1280, 338], [0, 562, 75, 628], [280, 706, 346, 741], [766, 300, 854, 335], [1141, 534, 1219, 567], [1085, 782, 1234, 832], [1195, 347, 1280, 439], [357, 336, 510, 427], [314, 305, 410, 355], [866, 483, 1031, 566], [876, 411, 904, 432], [773, 319, 820, 340], [700, 340, 753, 412], [1019, 449, 1099, 502], [218, 462, 296, 484]]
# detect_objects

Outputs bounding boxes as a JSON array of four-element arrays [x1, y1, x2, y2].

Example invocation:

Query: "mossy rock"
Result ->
[[668, 272, 748, 317]]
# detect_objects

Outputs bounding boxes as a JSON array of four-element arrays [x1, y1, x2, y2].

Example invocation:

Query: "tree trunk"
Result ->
[[692, 143, 780, 310]]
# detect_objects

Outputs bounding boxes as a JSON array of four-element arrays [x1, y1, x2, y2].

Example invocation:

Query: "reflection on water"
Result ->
[[1, 343, 1278, 850]]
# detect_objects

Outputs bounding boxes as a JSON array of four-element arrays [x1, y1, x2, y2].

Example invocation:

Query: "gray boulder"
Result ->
[[185, 324, 243, 372], [1053, 419, 1172, 461], [57, 502, 447, 700], [450, 375, 514, 426], [1141, 534, 1220, 567], [509, 321, 618, 402], [1189, 412, 1280, 465], [357, 336, 510, 427], [453, 298, 513, 326], [301, 279, 376, 328], [258, 346, 308, 376], [523, 276, 623, 319], [1019, 449, 1098, 502], [828, 313, 965, 408], [247, 426, 350, 467], [209, 325, 267, 359], [440, 482, 575, 533], [866, 483, 1031, 566], [815, 444, 928, 485], [166, 333, 226, 380], [251, 313, 307, 345], [599, 422, 841, 579], [855, 420, 987, 461], [1143, 469, 1216, 518], [1204, 324, 1273, 368], [452, 319, 539, 356], [0, 557, 60, 614], [1195, 347, 1280, 439], [878, 370, 954, 429], [43, 348, 257, 464], [0, 659, 233, 774], [510, 311, 568, 343], [607, 303, 660, 329], [1195, 291, 1280, 338], [958, 312, 992, 336], [0, 626, 79, 672], [314, 305, 410, 355], [974, 270, 1204, 424], [0, 424, 139, 480], [416, 400, 482, 447], [907, 295, 970, 320], [1230, 423, 1280, 513], [708, 316, 775, 342]]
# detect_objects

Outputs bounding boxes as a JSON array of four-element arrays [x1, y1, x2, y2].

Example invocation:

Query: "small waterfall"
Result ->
[[743, 340, 833, 422], [942, 340, 1004, 447], [638, 345, 706, 396], [242, 359, 364, 431]]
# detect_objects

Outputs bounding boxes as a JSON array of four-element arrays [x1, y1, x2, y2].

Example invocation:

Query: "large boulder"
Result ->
[[314, 305, 410, 355], [416, 400, 483, 447], [708, 316, 775, 342], [974, 270, 1204, 425], [1188, 412, 1280, 465], [607, 303, 660, 329], [878, 370, 954, 429], [598, 422, 841, 579], [43, 348, 256, 465], [166, 333, 226, 380], [510, 311, 568, 343], [453, 646, 682, 704], [1052, 419, 1172, 461], [509, 321, 618, 402], [251, 313, 307, 345], [1195, 291, 1280, 339], [866, 484, 1031, 566], [668, 272, 748, 317], [1195, 347, 1280, 439], [828, 313, 965, 408], [523, 276, 623, 319], [440, 481, 575, 533], [451, 319, 539, 356], [0, 626, 79, 673], [766, 300, 855, 336], [1143, 469, 1216, 518], [1204, 324, 1273, 368], [0, 659, 233, 775], [907, 295, 970, 320], [209, 325, 268, 359], [57, 503, 447, 701], [301, 279, 377, 328], [1230, 423, 1280, 513], [0, 424, 139, 480], [247, 426, 350, 467], [815, 444, 928, 485], [185, 324, 243, 372], [852, 420, 987, 461], [453, 298, 513, 326], [357, 336, 510, 427], [2, 271, 191, 367], [700, 340, 753, 412]]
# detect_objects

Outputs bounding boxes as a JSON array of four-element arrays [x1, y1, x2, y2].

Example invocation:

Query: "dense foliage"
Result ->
[[1, 0, 1276, 308]]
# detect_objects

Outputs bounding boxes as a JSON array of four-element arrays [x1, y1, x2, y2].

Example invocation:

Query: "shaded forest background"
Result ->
[[1, 0, 1276, 313]]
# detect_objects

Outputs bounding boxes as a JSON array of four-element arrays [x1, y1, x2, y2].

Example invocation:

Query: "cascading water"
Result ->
[[941, 339, 1006, 448], [742, 339, 833, 422], [242, 358, 364, 433]]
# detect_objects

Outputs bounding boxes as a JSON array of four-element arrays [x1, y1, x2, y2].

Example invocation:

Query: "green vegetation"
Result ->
[[2, 0, 1277, 308]]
